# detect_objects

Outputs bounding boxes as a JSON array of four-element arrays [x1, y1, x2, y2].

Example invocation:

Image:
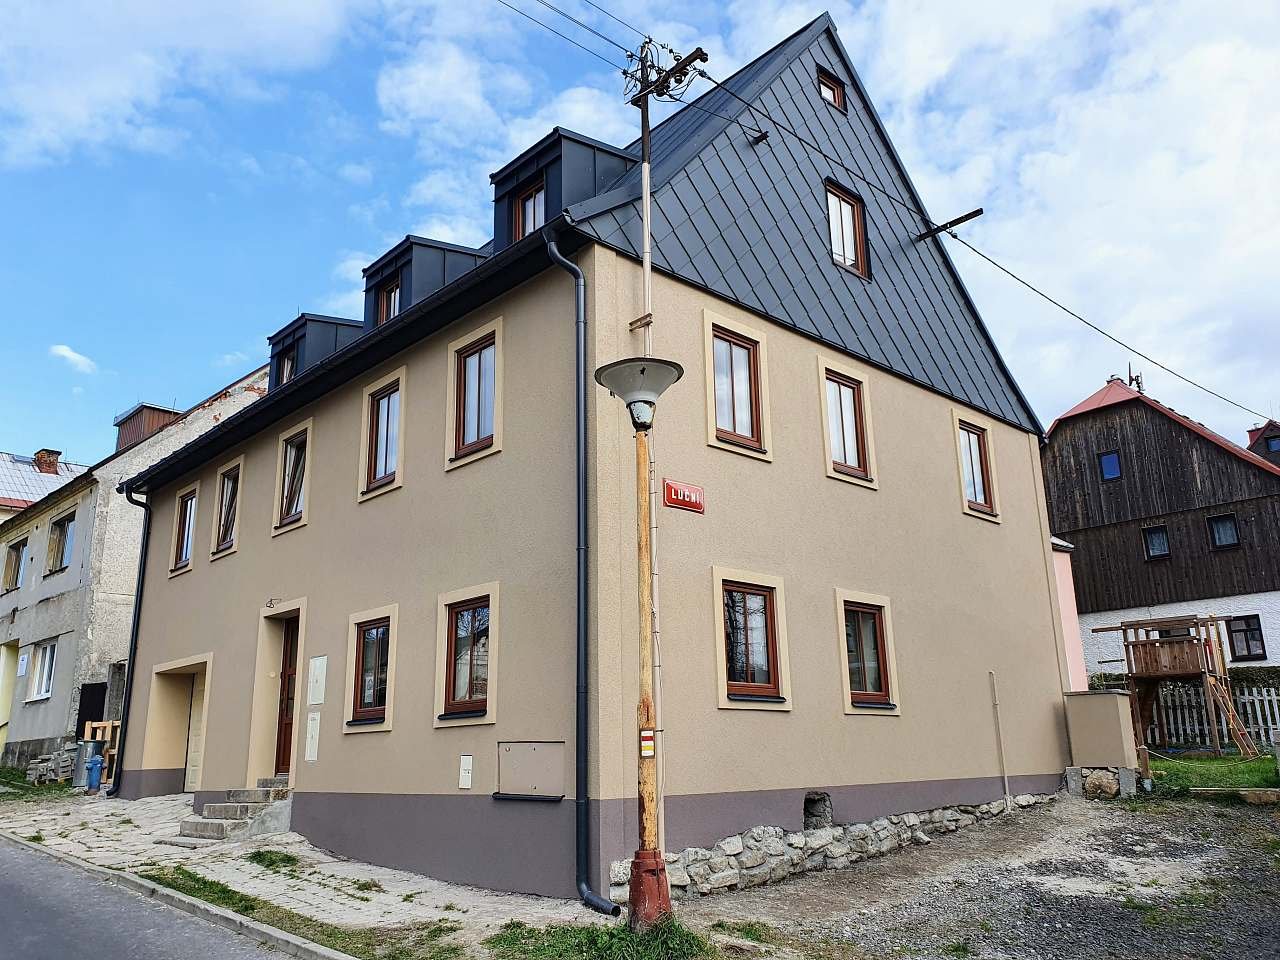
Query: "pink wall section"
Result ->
[[1054, 548, 1087, 691]]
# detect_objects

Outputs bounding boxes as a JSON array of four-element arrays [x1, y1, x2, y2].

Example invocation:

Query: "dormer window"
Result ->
[[1268, 436, 1280, 453], [817, 68, 845, 111], [378, 278, 401, 326], [515, 181, 546, 240], [278, 344, 298, 385], [826, 183, 868, 278]]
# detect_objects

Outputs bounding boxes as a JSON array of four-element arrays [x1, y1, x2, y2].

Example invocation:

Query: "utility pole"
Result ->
[[614, 42, 706, 934]]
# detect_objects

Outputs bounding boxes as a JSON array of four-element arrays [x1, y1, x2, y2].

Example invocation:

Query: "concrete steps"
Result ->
[[177, 780, 292, 841]]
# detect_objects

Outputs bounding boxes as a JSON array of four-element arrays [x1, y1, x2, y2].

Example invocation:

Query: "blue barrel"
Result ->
[[86, 755, 105, 794]]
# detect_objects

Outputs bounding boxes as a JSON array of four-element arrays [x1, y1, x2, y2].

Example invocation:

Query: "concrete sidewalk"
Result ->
[[0, 792, 592, 934]]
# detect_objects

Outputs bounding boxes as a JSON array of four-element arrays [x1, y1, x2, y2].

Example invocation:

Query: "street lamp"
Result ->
[[594, 356, 683, 931]]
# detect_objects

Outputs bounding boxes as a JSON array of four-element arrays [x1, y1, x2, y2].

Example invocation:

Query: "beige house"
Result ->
[[116, 14, 1071, 901]]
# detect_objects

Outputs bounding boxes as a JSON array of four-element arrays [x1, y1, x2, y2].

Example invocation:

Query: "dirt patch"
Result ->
[[682, 796, 1280, 960]]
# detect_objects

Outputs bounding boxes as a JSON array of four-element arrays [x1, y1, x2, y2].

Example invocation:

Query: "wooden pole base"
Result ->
[[627, 849, 672, 932]]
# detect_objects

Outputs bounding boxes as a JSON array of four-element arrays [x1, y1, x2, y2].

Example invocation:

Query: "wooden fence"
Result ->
[[1146, 685, 1280, 748]]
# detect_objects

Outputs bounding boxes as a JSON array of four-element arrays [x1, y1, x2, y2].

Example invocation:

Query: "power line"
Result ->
[[492, 0, 627, 71], [579, 0, 647, 40], [684, 68, 1269, 422], [530, 0, 632, 54]]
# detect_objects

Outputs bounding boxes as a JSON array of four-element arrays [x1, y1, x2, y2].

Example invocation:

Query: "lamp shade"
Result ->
[[594, 357, 684, 406]]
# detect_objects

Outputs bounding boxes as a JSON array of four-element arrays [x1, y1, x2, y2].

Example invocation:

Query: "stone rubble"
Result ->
[[608, 793, 1056, 904]]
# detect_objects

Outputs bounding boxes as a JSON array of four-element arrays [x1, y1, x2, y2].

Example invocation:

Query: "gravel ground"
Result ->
[[684, 795, 1280, 960]]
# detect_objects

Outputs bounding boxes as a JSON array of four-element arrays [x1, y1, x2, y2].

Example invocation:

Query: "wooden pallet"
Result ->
[[83, 720, 121, 784]]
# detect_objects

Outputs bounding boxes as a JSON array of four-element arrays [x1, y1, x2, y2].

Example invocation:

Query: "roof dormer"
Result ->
[[361, 236, 489, 332], [489, 127, 635, 254]]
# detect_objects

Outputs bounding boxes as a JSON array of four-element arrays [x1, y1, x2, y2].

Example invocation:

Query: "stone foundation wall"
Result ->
[[609, 792, 1057, 903], [1065, 766, 1138, 800]]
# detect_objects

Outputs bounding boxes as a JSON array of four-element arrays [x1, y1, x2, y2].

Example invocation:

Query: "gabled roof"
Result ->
[[1247, 419, 1280, 448], [568, 12, 1041, 433], [1049, 379, 1280, 479]]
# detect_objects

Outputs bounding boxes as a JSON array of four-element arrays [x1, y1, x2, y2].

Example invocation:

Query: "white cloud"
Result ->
[[339, 161, 373, 185], [0, 0, 358, 167], [214, 350, 249, 367], [49, 344, 97, 374]]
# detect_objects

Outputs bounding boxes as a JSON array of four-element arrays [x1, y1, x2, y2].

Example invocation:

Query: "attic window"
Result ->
[[1268, 436, 1280, 453], [826, 183, 868, 278], [378, 278, 401, 326], [515, 181, 546, 240], [817, 68, 845, 111], [278, 344, 298, 385]]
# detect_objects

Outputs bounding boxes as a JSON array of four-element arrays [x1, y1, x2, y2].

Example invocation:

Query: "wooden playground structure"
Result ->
[[1092, 615, 1260, 759]]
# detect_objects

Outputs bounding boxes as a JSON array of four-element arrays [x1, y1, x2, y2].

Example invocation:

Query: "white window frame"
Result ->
[[711, 566, 792, 712], [210, 455, 245, 559], [952, 408, 1001, 523], [816, 355, 879, 488], [342, 603, 398, 734], [702, 309, 773, 462], [27, 639, 56, 701], [433, 581, 500, 728], [834, 587, 901, 717], [45, 506, 77, 574], [272, 418, 314, 536], [169, 481, 200, 577]]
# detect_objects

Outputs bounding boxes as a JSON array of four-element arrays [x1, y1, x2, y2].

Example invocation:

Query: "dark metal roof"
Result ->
[[567, 13, 1041, 434]]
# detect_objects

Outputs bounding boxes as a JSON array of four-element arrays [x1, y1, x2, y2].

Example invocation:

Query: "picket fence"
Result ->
[[1146, 684, 1280, 748]]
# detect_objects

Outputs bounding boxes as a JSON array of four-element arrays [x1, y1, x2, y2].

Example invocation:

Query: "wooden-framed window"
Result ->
[[1142, 524, 1170, 561], [28, 639, 56, 700], [2, 538, 28, 592], [1098, 450, 1121, 482], [722, 581, 781, 699], [377, 277, 401, 326], [817, 67, 845, 110], [514, 181, 546, 240], [366, 380, 400, 491], [443, 596, 490, 716], [844, 601, 890, 706], [958, 421, 994, 514], [278, 344, 298, 385], [278, 430, 308, 527], [213, 465, 240, 554], [454, 332, 496, 458], [351, 617, 390, 722], [1268, 436, 1280, 453], [826, 182, 869, 278], [712, 325, 762, 449], [45, 511, 75, 574], [1227, 615, 1266, 662], [825, 369, 869, 478], [1207, 513, 1240, 550], [173, 490, 196, 570]]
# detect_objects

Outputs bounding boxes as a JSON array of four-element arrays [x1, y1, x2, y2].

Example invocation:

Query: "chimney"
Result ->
[[113, 403, 183, 451], [33, 449, 61, 474]]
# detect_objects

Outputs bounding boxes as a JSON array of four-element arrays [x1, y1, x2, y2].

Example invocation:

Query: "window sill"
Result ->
[[492, 792, 564, 803], [271, 516, 307, 538], [24, 694, 52, 704], [358, 476, 402, 503], [1230, 654, 1267, 663], [168, 563, 192, 579], [831, 257, 871, 282], [1143, 555, 1171, 563], [210, 544, 237, 562], [438, 708, 487, 721], [347, 716, 386, 726], [726, 693, 786, 703], [1, 587, 18, 597], [446, 441, 500, 472], [43, 566, 68, 578], [850, 699, 897, 710], [344, 715, 391, 733], [962, 502, 1001, 524], [828, 464, 878, 490], [709, 433, 772, 463]]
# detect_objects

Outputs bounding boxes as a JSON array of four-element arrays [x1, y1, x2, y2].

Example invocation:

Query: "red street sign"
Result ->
[[663, 479, 704, 513]]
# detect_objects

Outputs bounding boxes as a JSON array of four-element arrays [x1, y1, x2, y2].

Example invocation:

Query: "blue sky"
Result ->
[[3, 0, 1278, 465]]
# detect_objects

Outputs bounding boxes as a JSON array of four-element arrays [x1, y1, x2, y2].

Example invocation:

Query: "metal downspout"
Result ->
[[544, 228, 622, 917], [105, 483, 151, 798]]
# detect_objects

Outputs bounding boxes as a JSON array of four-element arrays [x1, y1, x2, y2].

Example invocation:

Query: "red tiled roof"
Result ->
[[0, 497, 33, 511], [1049, 380, 1280, 479]]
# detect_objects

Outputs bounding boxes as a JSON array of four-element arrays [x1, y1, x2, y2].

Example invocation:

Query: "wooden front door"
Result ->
[[274, 618, 299, 776]]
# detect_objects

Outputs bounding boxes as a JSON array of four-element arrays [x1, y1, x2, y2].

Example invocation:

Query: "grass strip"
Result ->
[[485, 919, 716, 960], [138, 866, 462, 959], [1150, 755, 1279, 792]]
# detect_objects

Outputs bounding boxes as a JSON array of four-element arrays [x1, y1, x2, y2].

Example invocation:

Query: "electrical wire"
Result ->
[[579, 0, 647, 40], [495, 0, 1269, 422], [492, 0, 628, 71], [530, 0, 632, 54], [684, 67, 1270, 422]]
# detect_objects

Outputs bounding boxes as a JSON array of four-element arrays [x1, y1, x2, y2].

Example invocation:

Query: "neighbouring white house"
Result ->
[[0, 367, 268, 766]]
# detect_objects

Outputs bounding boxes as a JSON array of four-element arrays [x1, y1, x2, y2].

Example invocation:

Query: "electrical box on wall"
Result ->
[[458, 754, 473, 790], [496, 741, 565, 799]]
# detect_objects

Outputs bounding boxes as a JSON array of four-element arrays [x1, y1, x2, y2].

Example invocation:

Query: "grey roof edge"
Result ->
[[362, 235, 489, 278], [819, 22, 1045, 437], [1, 363, 269, 538], [268, 313, 361, 345], [122, 223, 579, 496], [489, 126, 637, 184]]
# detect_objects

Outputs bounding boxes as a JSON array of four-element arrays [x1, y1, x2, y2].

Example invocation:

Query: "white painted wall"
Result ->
[[1080, 590, 1280, 673]]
